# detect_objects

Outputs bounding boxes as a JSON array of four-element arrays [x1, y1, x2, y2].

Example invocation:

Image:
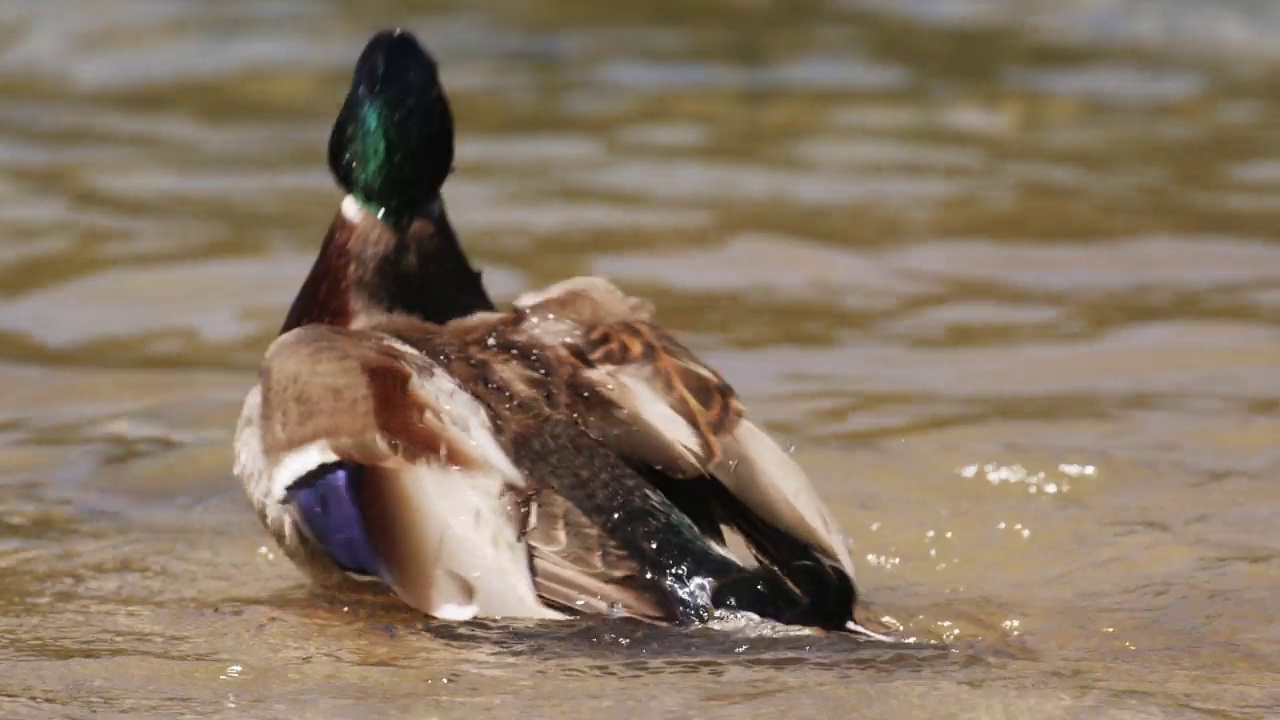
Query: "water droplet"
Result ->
[[879, 615, 903, 631], [1058, 463, 1097, 478]]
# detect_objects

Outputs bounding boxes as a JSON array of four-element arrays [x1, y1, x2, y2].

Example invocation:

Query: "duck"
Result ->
[[234, 29, 884, 636]]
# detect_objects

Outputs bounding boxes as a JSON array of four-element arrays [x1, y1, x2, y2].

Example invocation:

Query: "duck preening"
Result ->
[[234, 29, 885, 637]]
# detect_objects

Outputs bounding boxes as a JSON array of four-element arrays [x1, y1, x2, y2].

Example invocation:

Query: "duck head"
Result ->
[[329, 29, 453, 229], [280, 29, 493, 334]]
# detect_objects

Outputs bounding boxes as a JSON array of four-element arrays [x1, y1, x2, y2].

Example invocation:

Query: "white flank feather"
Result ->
[[268, 440, 342, 503], [375, 459, 563, 620]]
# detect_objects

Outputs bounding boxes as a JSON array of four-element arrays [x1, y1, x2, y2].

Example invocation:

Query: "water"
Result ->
[[1, 1, 1278, 717]]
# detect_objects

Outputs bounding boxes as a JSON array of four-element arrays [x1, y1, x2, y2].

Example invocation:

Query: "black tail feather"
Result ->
[[648, 472, 857, 630], [508, 417, 854, 630]]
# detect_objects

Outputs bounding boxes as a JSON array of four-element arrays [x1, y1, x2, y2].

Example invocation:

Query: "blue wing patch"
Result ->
[[284, 461, 384, 579]]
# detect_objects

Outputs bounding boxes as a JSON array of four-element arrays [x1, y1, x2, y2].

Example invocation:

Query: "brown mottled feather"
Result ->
[[509, 276, 858, 587], [582, 319, 743, 462]]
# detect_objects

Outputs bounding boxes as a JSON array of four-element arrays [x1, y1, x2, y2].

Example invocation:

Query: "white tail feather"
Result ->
[[711, 421, 856, 579]]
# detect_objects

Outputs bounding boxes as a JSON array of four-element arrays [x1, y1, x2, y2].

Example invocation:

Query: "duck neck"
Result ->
[[279, 195, 494, 335]]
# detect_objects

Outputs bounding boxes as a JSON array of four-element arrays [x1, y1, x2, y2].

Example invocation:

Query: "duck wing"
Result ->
[[510, 277, 858, 597], [377, 313, 843, 628], [520, 488, 672, 621], [235, 322, 560, 621]]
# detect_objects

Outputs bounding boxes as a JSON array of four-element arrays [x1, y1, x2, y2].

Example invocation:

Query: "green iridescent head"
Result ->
[[328, 30, 454, 229]]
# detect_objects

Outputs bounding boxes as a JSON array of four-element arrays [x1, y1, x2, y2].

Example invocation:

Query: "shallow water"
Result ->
[[1, 1, 1278, 718]]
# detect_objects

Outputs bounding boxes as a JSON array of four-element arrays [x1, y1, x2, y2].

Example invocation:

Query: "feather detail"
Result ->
[[525, 492, 671, 620], [236, 323, 558, 621], [512, 276, 858, 588], [359, 458, 560, 620], [365, 315, 828, 627], [710, 420, 856, 580]]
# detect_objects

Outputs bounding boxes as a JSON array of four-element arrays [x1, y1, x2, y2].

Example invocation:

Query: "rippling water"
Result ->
[[1, 1, 1278, 718]]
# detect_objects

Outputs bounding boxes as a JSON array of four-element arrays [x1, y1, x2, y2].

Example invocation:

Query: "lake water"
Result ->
[[1, 0, 1278, 717]]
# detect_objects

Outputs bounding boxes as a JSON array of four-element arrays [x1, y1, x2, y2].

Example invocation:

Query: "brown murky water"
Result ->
[[2, 1, 1278, 717]]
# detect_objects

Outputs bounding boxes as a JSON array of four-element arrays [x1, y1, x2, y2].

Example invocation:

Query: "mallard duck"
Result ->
[[234, 30, 878, 634]]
